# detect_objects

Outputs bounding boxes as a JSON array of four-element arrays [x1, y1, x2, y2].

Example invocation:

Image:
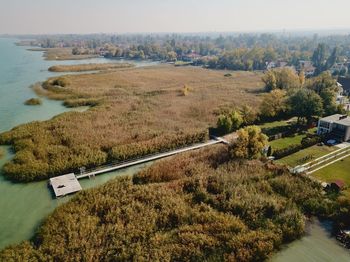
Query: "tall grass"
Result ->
[[0, 66, 263, 181]]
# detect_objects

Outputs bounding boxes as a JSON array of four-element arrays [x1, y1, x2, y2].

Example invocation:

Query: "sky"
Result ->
[[1, 0, 350, 34]]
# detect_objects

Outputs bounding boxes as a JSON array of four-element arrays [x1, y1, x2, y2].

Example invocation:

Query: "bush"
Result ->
[[24, 98, 42, 106]]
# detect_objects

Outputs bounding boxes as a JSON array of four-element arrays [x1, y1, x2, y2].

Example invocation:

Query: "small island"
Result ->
[[24, 98, 42, 106]]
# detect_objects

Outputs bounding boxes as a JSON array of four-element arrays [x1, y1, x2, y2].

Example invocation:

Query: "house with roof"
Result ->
[[299, 60, 316, 76], [317, 114, 350, 141]]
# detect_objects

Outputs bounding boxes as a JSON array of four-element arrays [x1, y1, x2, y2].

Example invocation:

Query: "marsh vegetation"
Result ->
[[48, 63, 133, 72], [0, 66, 263, 181], [24, 98, 42, 106], [0, 146, 342, 261]]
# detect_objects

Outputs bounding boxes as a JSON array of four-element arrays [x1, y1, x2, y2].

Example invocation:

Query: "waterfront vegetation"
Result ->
[[28, 47, 99, 61], [0, 66, 263, 181], [0, 146, 342, 261], [24, 98, 42, 106], [48, 63, 133, 72]]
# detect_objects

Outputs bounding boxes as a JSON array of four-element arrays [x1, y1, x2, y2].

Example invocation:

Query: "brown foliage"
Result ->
[[1, 66, 263, 181]]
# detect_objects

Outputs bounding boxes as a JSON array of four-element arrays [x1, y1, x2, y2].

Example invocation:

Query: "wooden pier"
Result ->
[[48, 136, 230, 197], [76, 139, 223, 179]]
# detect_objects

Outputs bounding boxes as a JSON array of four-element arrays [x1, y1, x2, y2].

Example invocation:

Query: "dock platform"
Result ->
[[49, 173, 82, 198]]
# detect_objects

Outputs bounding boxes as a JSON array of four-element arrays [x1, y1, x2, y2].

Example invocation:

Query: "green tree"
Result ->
[[229, 126, 268, 159], [288, 89, 324, 124], [217, 115, 232, 134], [312, 43, 327, 75], [325, 47, 339, 70], [320, 88, 337, 115]]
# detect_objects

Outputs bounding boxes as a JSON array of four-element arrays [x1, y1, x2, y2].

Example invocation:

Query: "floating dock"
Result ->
[[49, 173, 82, 198]]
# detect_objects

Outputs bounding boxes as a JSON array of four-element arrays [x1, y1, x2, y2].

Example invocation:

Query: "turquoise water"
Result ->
[[0, 38, 153, 249]]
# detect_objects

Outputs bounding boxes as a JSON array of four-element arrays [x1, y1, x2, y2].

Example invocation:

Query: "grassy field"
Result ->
[[48, 63, 133, 72], [28, 48, 99, 60], [258, 120, 294, 137], [313, 156, 350, 195], [276, 145, 336, 167], [269, 128, 317, 150], [0, 65, 264, 181], [269, 134, 306, 150]]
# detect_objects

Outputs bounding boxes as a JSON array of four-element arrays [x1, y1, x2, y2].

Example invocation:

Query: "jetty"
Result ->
[[49, 173, 82, 198], [49, 137, 229, 198]]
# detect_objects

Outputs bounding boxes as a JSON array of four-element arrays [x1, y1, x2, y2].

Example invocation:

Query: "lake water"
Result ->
[[0, 38, 154, 249], [0, 38, 349, 260], [271, 220, 350, 261]]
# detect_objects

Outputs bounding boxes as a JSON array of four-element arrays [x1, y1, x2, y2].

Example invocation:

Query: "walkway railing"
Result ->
[[76, 139, 223, 179]]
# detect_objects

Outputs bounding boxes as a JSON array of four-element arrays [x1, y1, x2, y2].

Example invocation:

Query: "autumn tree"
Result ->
[[229, 126, 268, 159], [263, 68, 300, 91], [260, 89, 287, 119], [240, 105, 257, 125]]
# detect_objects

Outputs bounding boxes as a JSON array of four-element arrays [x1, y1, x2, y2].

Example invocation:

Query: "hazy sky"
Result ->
[[1, 0, 350, 34]]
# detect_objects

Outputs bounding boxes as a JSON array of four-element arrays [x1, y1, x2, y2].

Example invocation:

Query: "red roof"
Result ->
[[332, 180, 345, 189]]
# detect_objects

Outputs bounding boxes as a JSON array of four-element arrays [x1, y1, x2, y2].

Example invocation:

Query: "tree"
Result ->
[[320, 88, 338, 115], [260, 89, 287, 119], [229, 110, 243, 131], [325, 47, 338, 70], [299, 71, 305, 87], [229, 126, 268, 159], [262, 70, 277, 91], [312, 43, 327, 75], [262, 68, 300, 92], [217, 115, 232, 135], [307, 71, 337, 95], [307, 72, 338, 115], [288, 89, 324, 124], [240, 105, 257, 125]]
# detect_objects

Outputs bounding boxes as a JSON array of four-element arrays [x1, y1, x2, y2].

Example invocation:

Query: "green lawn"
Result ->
[[259, 120, 290, 130], [276, 145, 336, 167], [269, 134, 307, 150], [313, 156, 350, 196], [269, 127, 317, 150]]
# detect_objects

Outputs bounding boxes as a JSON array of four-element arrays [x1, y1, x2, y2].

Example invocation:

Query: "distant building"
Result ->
[[299, 60, 316, 77], [182, 52, 202, 62], [330, 63, 348, 75], [317, 114, 350, 141], [266, 61, 288, 70]]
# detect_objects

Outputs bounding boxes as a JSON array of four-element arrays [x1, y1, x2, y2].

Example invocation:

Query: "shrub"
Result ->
[[24, 98, 42, 106]]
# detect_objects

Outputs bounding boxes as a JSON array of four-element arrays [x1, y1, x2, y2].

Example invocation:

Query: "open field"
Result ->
[[313, 156, 350, 195], [276, 145, 336, 167], [0, 65, 263, 181], [28, 48, 99, 60], [48, 63, 134, 72]]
